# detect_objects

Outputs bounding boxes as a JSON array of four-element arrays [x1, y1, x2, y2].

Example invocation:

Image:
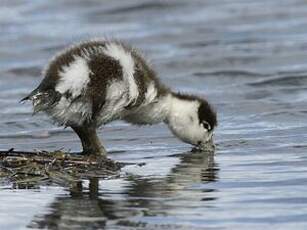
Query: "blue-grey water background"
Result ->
[[1, 0, 307, 229]]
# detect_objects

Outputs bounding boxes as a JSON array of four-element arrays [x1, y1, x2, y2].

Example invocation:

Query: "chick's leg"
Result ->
[[71, 125, 107, 156]]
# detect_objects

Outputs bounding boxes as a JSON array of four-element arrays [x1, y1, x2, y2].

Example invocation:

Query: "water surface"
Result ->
[[1, 0, 307, 229]]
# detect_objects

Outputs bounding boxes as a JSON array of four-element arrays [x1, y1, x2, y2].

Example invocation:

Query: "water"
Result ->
[[1, 0, 307, 229]]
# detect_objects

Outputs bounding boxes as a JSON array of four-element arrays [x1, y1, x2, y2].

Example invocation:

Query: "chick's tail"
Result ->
[[20, 88, 61, 114]]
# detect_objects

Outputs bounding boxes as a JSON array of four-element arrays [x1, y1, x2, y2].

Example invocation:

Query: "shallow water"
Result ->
[[1, 0, 307, 229]]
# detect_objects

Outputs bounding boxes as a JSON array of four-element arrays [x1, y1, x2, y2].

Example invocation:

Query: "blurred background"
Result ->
[[1, 0, 307, 229]]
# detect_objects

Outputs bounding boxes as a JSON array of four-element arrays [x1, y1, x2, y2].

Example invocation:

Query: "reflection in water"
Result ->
[[29, 179, 112, 229], [29, 150, 218, 229], [126, 150, 217, 197], [1, 0, 307, 228]]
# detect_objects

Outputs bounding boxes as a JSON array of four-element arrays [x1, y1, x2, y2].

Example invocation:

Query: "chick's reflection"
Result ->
[[29, 150, 218, 229]]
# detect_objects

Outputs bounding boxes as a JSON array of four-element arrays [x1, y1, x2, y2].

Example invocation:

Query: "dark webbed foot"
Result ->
[[71, 125, 107, 156], [81, 148, 107, 156]]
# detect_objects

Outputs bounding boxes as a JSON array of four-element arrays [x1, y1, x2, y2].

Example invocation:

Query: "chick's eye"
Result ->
[[201, 121, 211, 130]]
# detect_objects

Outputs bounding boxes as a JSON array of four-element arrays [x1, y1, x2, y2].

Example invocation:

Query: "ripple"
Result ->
[[6, 66, 41, 77], [1, 0, 307, 229], [194, 70, 266, 78], [249, 74, 307, 87], [103, 1, 180, 14]]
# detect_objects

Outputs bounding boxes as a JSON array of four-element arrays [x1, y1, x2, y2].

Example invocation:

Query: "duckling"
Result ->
[[22, 40, 217, 155]]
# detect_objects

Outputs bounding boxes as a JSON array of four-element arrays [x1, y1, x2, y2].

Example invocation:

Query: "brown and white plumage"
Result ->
[[22, 39, 217, 155]]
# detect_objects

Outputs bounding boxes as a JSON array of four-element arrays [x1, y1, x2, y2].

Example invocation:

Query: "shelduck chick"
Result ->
[[22, 40, 217, 155]]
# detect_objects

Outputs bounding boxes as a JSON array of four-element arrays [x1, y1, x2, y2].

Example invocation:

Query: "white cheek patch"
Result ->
[[197, 125, 213, 144], [188, 118, 205, 145], [172, 120, 199, 145], [56, 56, 91, 98], [168, 98, 202, 145]]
